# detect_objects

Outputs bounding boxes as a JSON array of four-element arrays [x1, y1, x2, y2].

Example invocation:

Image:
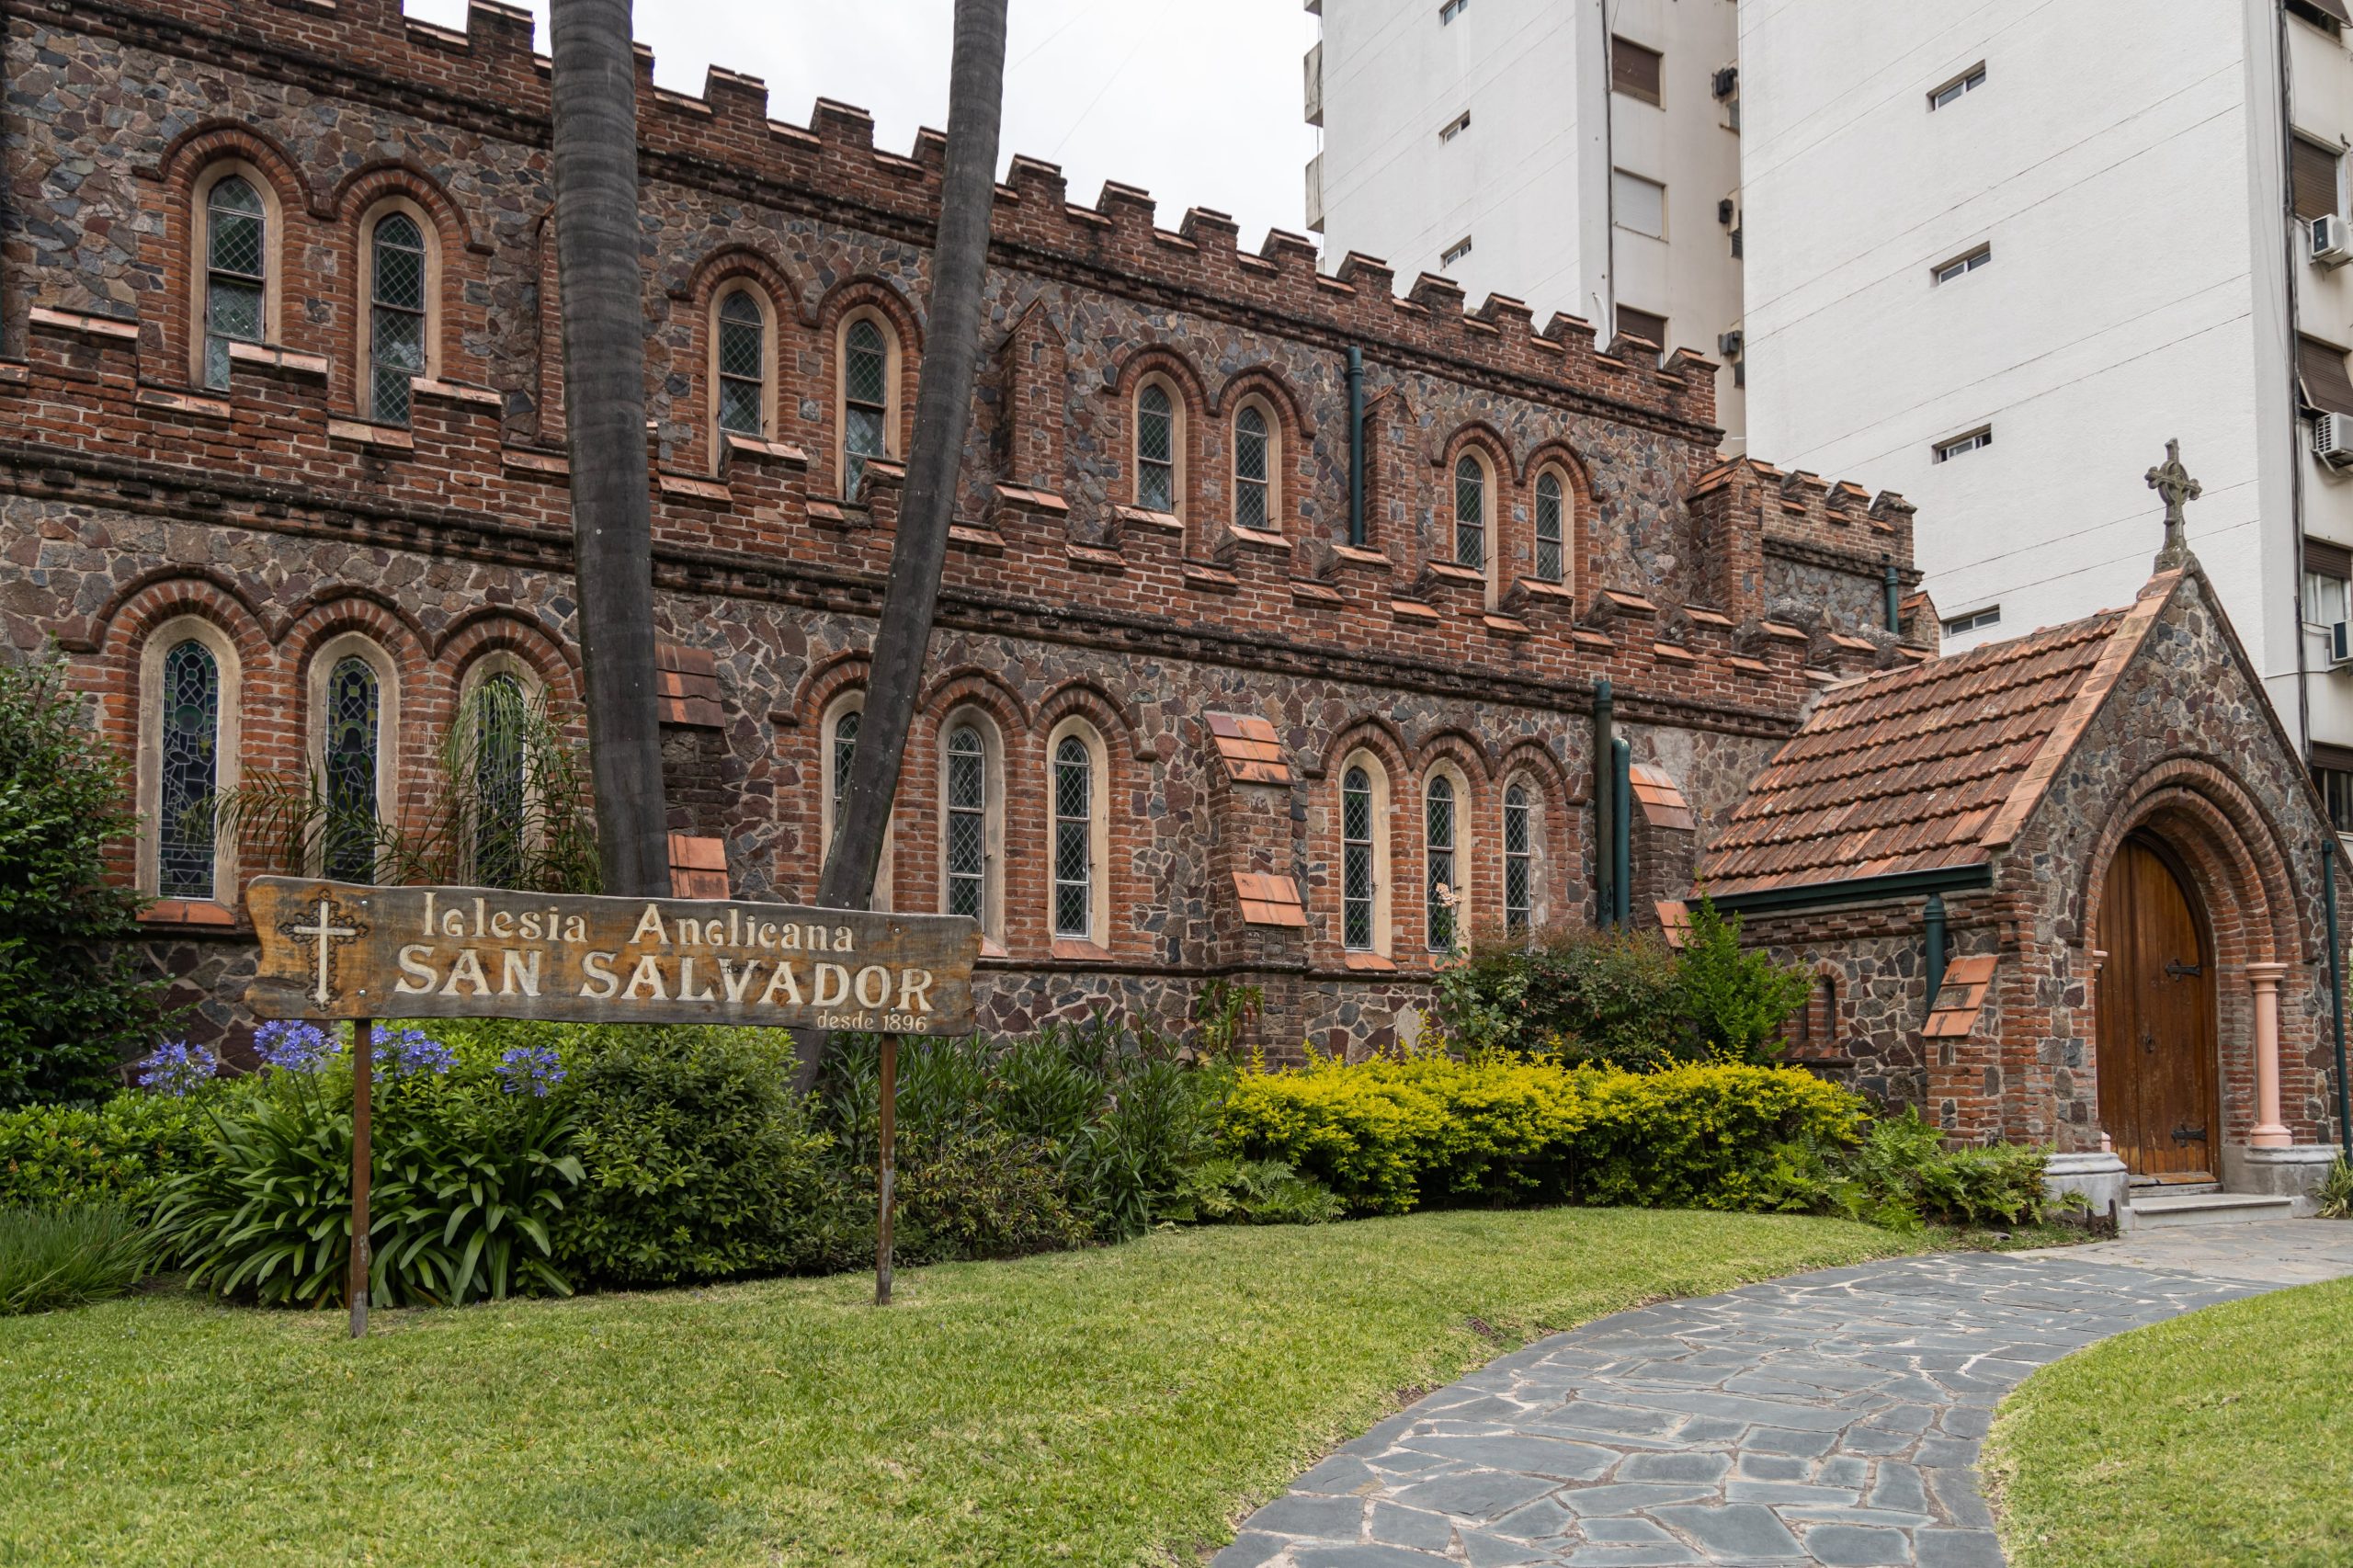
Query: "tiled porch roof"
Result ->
[[1699, 578, 2177, 897]]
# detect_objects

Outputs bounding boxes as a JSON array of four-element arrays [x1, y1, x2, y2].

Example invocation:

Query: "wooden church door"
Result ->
[[2096, 838, 2220, 1177]]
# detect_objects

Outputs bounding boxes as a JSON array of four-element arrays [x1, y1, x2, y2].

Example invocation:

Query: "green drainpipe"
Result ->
[[1924, 892, 1947, 1019], [1612, 736, 1632, 928], [1594, 680, 1615, 927]]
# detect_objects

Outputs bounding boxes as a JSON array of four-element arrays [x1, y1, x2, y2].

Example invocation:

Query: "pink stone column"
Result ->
[[2247, 961, 2291, 1150]]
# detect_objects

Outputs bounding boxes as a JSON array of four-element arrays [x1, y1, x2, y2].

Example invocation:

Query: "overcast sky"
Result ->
[[408, 0, 1324, 252]]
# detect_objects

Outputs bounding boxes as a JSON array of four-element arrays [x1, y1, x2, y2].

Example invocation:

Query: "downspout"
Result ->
[[1594, 679, 1615, 926], [2326, 838, 2350, 1148], [1883, 561, 1903, 635], [1347, 346, 1365, 547], [1612, 736, 1633, 926], [1923, 892, 1948, 1018]]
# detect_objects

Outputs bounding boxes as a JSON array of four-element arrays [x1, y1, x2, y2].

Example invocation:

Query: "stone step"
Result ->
[[2127, 1191, 2298, 1229], [2129, 1181, 2221, 1198]]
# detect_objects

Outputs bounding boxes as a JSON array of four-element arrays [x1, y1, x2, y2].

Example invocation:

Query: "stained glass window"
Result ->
[[369, 212, 426, 425], [1535, 472, 1565, 584], [1426, 773, 1457, 953], [1343, 765, 1375, 951], [1053, 733, 1093, 938], [323, 655, 381, 883], [1504, 783, 1532, 937], [946, 724, 986, 921], [472, 673, 528, 888], [1454, 455, 1485, 570], [157, 639, 220, 899], [1234, 403, 1270, 530], [717, 290, 765, 437], [1137, 382, 1176, 512], [204, 176, 266, 391], [844, 318, 889, 497], [830, 707, 859, 848]]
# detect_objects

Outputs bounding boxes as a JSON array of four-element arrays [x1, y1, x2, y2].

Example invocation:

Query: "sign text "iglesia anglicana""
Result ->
[[246, 878, 980, 1035]]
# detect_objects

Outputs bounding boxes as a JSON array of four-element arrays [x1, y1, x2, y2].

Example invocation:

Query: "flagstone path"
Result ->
[[1215, 1222, 2353, 1567]]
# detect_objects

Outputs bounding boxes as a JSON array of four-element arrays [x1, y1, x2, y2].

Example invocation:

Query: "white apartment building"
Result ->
[[1304, 0, 1748, 444], [1741, 0, 2353, 819]]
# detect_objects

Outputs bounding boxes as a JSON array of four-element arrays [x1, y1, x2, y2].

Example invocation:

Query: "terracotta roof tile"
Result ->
[[654, 641, 725, 727], [1206, 711, 1291, 785], [1628, 763, 1696, 830], [667, 833, 730, 900], [1234, 871, 1309, 927]]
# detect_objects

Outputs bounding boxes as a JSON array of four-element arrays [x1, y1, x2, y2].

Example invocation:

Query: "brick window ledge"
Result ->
[[141, 899, 239, 927], [1049, 937, 1112, 962]]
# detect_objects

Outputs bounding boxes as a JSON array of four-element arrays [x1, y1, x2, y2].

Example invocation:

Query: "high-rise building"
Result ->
[[1740, 0, 2353, 820], [1305, 0, 1748, 445]]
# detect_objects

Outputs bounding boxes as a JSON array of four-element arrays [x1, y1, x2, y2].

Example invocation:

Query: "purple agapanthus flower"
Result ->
[[494, 1043, 565, 1097], [253, 1019, 340, 1073], [138, 1040, 219, 1097], [370, 1024, 455, 1077]]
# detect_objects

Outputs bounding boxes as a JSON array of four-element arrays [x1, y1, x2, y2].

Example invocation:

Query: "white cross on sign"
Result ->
[[285, 894, 362, 1009]]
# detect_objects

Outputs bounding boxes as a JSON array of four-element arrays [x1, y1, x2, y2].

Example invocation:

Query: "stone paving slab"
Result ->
[[1215, 1222, 2353, 1567]]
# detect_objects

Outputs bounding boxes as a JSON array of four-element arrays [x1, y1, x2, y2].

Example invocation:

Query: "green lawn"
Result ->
[[1985, 1275, 2353, 1568], [0, 1209, 1909, 1567]]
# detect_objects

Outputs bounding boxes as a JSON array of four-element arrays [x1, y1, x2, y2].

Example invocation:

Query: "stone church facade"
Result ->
[[0, 0, 2342, 1197]]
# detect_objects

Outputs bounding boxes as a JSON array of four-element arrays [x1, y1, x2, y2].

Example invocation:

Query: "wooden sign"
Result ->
[[246, 877, 980, 1035]]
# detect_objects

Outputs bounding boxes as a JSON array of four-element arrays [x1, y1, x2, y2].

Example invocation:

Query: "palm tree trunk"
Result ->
[[549, 0, 670, 897], [794, 0, 1009, 1096]]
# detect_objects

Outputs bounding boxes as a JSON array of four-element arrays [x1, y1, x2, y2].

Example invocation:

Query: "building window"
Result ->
[[1052, 732, 1096, 940], [716, 289, 766, 437], [1438, 110, 1472, 143], [944, 722, 988, 922], [368, 212, 427, 425], [1454, 453, 1487, 570], [1136, 380, 1178, 513], [1617, 305, 1669, 349], [2320, 766, 2353, 832], [1503, 782, 1533, 937], [1942, 605, 2001, 637], [1611, 36, 1663, 106], [1425, 772, 1459, 953], [1534, 469, 1567, 584], [1933, 426, 1993, 462], [471, 671, 529, 889], [1441, 235, 1474, 267], [1933, 245, 1992, 284], [841, 313, 893, 499], [1438, 0, 1466, 22], [202, 175, 267, 392], [157, 639, 222, 899], [322, 654, 382, 883], [2307, 540, 2353, 625], [2294, 135, 2344, 222], [1233, 402, 1274, 530], [818, 693, 892, 908], [2301, 335, 2353, 418], [1613, 170, 1666, 239], [1343, 766, 1378, 951], [1929, 62, 1986, 110], [2291, 0, 2347, 35]]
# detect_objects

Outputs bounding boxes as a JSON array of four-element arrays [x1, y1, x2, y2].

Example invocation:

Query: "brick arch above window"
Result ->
[[786, 649, 875, 733], [918, 665, 1033, 738], [438, 611, 582, 710]]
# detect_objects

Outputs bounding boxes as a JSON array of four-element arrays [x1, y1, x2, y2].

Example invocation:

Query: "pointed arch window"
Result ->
[[471, 671, 529, 888], [1343, 766, 1377, 950], [843, 316, 892, 497], [203, 176, 267, 391], [1535, 471, 1566, 584], [369, 212, 427, 425], [716, 289, 766, 437], [1503, 783, 1533, 936], [1053, 733, 1094, 939], [157, 640, 222, 898], [1454, 453, 1487, 570], [323, 655, 382, 882], [1426, 773, 1459, 953], [1136, 381, 1177, 512], [830, 708, 860, 847], [945, 723, 988, 921], [1233, 403, 1272, 530], [819, 693, 892, 907]]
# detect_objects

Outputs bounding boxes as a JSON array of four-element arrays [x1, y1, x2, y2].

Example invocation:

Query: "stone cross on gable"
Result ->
[[282, 890, 367, 1010], [2146, 437, 2201, 572]]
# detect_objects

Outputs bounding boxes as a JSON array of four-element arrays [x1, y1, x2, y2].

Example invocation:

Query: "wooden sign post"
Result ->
[[248, 878, 980, 1330]]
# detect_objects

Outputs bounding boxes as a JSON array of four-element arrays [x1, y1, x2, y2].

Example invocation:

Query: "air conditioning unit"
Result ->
[[1718, 329, 1744, 359], [2333, 619, 2353, 667], [2318, 411, 2353, 467], [2313, 213, 2353, 268], [1712, 66, 1738, 100]]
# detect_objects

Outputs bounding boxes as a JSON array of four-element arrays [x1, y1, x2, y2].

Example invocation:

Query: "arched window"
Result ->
[[830, 707, 860, 846], [1343, 766, 1377, 950], [157, 639, 222, 898], [1233, 402, 1272, 530], [1454, 453, 1487, 570], [1503, 783, 1533, 937], [715, 289, 766, 437], [1426, 772, 1459, 953], [1052, 733, 1094, 939], [369, 211, 427, 425], [1136, 381, 1177, 513], [471, 671, 529, 888], [1534, 471, 1566, 584], [202, 175, 267, 391], [945, 723, 989, 920], [842, 315, 892, 498], [819, 693, 892, 907], [322, 654, 382, 882]]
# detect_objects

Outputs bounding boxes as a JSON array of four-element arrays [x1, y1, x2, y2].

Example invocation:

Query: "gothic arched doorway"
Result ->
[[2095, 835, 2220, 1176]]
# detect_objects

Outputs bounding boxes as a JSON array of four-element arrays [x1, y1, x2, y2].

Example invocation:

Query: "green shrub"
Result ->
[[0, 1203, 155, 1314], [0, 655, 171, 1107], [0, 1091, 215, 1213], [2320, 1155, 2352, 1221], [891, 1128, 1095, 1264], [1157, 1156, 1345, 1225], [153, 1032, 583, 1307], [1215, 1051, 1870, 1216], [1756, 1107, 2055, 1231]]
